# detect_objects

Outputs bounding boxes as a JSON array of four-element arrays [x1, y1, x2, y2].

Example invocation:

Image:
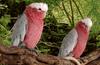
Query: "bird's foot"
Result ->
[[64, 57, 81, 65], [28, 49, 39, 56], [10, 46, 19, 48], [67, 52, 74, 57]]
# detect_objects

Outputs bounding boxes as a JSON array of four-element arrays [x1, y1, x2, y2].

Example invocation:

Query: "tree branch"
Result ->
[[0, 44, 99, 65]]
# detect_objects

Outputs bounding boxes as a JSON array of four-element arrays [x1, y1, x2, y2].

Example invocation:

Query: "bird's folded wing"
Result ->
[[11, 14, 28, 46], [58, 29, 78, 57]]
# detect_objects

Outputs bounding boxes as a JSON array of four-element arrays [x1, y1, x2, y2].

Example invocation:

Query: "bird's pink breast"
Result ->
[[72, 22, 89, 58], [24, 21, 43, 49], [23, 7, 44, 49]]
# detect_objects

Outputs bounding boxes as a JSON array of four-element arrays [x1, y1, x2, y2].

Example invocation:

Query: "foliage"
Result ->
[[0, 0, 100, 55], [0, 15, 11, 46]]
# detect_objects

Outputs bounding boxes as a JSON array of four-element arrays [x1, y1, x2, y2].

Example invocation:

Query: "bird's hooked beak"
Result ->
[[43, 12, 47, 18]]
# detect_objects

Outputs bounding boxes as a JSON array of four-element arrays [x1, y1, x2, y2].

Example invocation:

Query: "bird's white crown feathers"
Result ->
[[29, 3, 48, 12], [81, 18, 92, 28]]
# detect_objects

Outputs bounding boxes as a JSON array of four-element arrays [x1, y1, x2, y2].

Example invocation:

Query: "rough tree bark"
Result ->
[[0, 44, 99, 65]]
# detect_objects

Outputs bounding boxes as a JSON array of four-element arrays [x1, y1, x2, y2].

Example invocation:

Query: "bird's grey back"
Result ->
[[11, 13, 28, 47], [58, 29, 78, 58]]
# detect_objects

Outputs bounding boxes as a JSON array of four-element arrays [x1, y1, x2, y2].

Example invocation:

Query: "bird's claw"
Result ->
[[64, 57, 81, 65]]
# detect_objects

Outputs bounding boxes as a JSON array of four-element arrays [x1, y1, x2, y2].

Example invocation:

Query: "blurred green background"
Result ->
[[0, 0, 100, 56]]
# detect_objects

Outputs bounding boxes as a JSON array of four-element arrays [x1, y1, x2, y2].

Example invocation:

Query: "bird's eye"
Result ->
[[38, 8, 41, 10]]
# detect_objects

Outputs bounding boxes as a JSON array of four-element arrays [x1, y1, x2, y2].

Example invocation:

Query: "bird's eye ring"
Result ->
[[38, 8, 41, 10]]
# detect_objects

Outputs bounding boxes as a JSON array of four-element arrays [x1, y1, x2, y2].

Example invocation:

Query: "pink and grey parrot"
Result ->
[[11, 3, 48, 50], [58, 18, 92, 65]]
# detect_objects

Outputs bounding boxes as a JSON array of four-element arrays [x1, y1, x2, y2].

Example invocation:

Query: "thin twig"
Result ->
[[40, 41, 59, 49], [55, 1, 63, 10], [69, 0, 74, 27], [61, 0, 72, 24], [72, 0, 84, 19], [0, 23, 8, 31]]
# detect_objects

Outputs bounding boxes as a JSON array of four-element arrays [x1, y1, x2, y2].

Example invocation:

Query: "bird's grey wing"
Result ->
[[58, 29, 78, 57], [11, 13, 28, 46]]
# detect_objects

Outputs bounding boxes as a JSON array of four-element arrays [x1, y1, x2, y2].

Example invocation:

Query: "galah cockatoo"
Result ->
[[11, 3, 48, 50], [58, 18, 92, 65]]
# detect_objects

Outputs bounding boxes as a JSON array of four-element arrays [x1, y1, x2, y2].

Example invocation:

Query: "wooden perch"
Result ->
[[0, 44, 99, 65]]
